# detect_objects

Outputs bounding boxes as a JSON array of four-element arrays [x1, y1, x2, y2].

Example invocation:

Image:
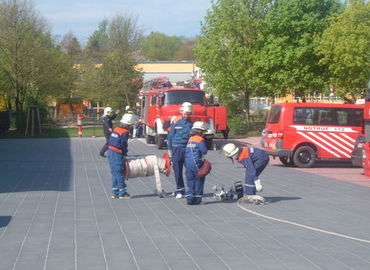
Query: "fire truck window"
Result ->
[[164, 90, 205, 105], [151, 96, 157, 106], [267, 105, 282, 124]]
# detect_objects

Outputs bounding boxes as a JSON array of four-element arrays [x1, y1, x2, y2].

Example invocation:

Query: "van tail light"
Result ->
[[277, 130, 284, 139]]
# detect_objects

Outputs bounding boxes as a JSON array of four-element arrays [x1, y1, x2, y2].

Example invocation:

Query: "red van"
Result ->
[[262, 102, 364, 167]]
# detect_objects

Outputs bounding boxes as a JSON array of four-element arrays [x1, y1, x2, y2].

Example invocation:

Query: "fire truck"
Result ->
[[139, 77, 228, 149]]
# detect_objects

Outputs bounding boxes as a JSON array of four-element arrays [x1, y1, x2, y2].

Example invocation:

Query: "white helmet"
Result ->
[[120, 113, 139, 125], [103, 107, 113, 116], [180, 102, 193, 114], [125, 105, 131, 111], [222, 143, 239, 158], [192, 121, 208, 131]]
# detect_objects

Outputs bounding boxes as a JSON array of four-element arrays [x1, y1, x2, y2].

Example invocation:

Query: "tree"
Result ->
[[85, 19, 109, 63], [254, 0, 341, 100], [141, 32, 184, 60], [58, 32, 82, 115], [315, 0, 370, 100], [174, 39, 196, 60], [60, 31, 82, 61], [195, 0, 270, 121], [0, 0, 61, 128], [87, 14, 143, 108]]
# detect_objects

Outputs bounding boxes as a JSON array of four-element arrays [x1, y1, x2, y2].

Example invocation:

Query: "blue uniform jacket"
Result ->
[[167, 116, 193, 151], [237, 147, 269, 182], [102, 114, 118, 138], [108, 124, 129, 155], [185, 135, 208, 168]]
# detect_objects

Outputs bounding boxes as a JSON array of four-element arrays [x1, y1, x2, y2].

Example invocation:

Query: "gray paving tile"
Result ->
[[1, 138, 370, 269]]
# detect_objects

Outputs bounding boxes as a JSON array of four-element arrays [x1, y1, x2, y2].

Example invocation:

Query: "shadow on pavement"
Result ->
[[0, 138, 72, 193], [265, 196, 301, 203], [0, 216, 11, 228]]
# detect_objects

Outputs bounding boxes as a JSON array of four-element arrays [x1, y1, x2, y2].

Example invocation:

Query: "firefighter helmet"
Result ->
[[103, 107, 113, 116], [120, 113, 139, 125], [180, 102, 193, 114], [192, 121, 208, 131], [222, 143, 239, 158]]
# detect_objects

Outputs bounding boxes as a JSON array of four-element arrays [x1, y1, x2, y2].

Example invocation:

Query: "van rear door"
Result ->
[[264, 105, 283, 151]]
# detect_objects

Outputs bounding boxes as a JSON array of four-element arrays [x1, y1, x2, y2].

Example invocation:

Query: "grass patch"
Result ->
[[0, 126, 104, 139]]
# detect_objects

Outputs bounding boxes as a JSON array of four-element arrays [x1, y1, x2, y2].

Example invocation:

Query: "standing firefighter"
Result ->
[[222, 143, 269, 203], [108, 113, 139, 199], [100, 107, 120, 157], [167, 102, 193, 198], [185, 121, 209, 205]]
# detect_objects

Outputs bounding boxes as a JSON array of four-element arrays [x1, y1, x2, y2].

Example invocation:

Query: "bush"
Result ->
[[228, 116, 248, 135]]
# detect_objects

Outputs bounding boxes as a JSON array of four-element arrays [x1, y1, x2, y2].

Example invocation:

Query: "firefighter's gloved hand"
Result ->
[[255, 179, 263, 192]]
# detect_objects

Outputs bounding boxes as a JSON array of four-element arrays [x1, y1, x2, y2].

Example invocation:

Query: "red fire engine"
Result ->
[[262, 102, 364, 168], [139, 77, 228, 149]]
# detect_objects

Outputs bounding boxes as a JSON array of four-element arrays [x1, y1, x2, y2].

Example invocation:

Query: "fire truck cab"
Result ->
[[139, 77, 226, 149], [262, 102, 364, 168]]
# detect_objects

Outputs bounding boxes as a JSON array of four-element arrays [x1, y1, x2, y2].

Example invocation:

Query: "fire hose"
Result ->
[[125, 153, 171, 197]]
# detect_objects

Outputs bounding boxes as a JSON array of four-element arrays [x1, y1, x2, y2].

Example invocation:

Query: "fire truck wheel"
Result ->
[[145, 134, 155, 144], [293, 146, 316, 168], [156, 134, 166, 149], [205, 139, 213, 150], [222, 128, 229, 139], [279, 156, 294, 166]]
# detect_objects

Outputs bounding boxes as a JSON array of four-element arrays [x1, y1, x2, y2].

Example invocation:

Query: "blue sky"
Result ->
[[32, 0, 212, 44]]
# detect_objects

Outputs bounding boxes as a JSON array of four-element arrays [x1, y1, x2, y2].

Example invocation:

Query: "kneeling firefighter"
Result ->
[[222, 143, 269, 203]]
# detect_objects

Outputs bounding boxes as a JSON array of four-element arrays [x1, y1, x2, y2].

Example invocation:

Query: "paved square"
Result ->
[[1, 138, 370, 269]]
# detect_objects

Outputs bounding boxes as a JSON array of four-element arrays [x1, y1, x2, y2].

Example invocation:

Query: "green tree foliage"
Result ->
[[57, 31, 82, 113], [254, 0, 341, 99], [0, 0, 71, 128], [315, 0, 370, 99], [195, 0, 270, 120], [174, 39, 196, 60], [81, 14, 143, 109], [141, 32, 184, 60], [85, 19, 109, 63]]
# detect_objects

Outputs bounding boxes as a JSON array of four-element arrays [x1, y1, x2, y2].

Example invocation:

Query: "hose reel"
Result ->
[[125, 153, 171, 197]]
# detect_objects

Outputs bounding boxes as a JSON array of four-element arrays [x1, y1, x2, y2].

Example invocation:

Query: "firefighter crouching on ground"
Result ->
[[167, 102, 193, 198], [100, 107, 120, 157], [185, 121, 208, 205], [222, 143, 269, 203], [108, 113, 139, 199]]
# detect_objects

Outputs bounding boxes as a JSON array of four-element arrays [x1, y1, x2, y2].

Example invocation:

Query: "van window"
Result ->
[[267, 105, 282, 124], [293, 108, 315, 124], [293, 107, 363, 126]]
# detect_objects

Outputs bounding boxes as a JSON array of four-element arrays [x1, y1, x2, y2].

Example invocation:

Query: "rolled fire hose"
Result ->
[[125, 153, 171, 197]]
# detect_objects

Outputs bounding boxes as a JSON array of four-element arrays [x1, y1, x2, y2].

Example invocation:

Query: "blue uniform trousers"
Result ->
[[185, 163, 205, 205], [108, 150, 127, 196], [171, 146, 186, 195], [244, 156, 269, 195]]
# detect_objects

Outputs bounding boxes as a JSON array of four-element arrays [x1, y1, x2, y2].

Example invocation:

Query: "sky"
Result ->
[[32, 0, 213, 44]]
